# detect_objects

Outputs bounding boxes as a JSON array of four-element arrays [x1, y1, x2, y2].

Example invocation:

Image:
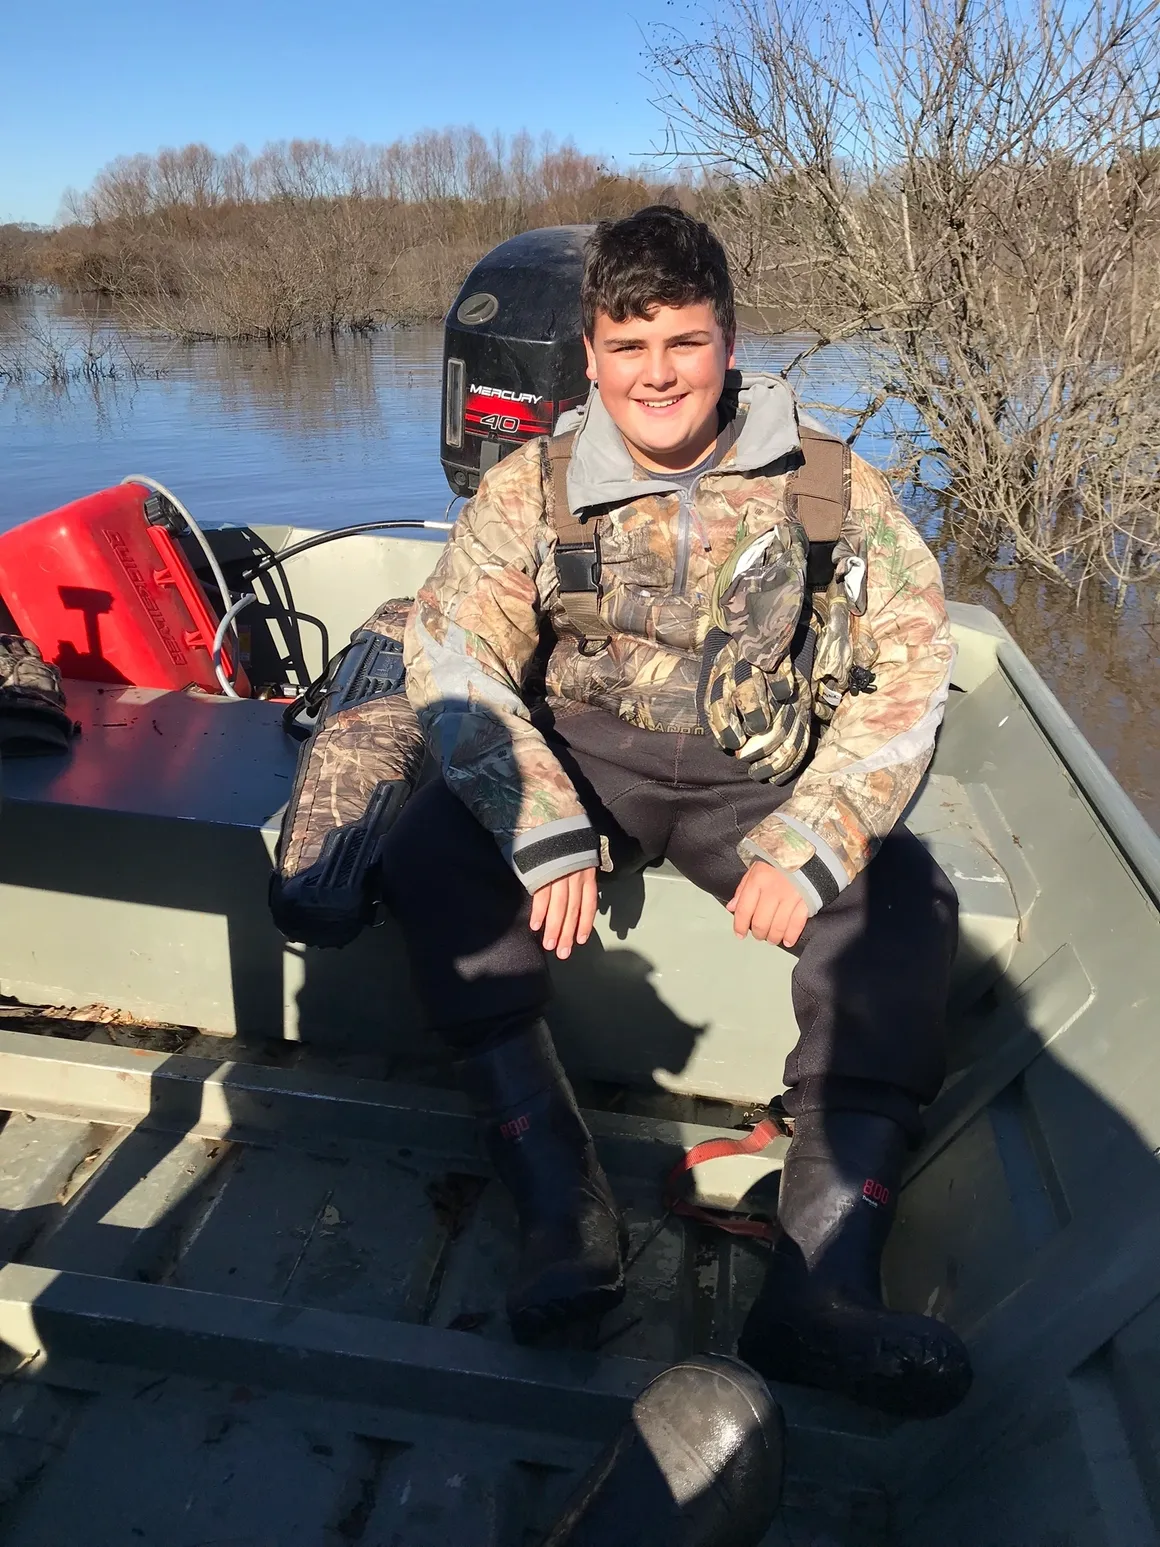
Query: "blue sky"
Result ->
[[0, 0, 692, 225]]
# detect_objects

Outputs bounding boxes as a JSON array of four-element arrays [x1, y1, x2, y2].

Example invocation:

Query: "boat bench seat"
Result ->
[[546, 771, 1030, 1101], [0, 681, 1031, 1105], [904, 773, 1024, 992]]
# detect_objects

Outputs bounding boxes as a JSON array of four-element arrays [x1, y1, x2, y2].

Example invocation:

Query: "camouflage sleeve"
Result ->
[[403, 441, 598, 893], [738, 460, 955, 914]]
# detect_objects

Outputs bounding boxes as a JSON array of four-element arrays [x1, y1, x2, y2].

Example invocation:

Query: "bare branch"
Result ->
[[650, 0, 1160, 586]]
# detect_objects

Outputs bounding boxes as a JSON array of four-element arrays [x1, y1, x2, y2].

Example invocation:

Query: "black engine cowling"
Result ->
[[441, 226, 593, 497]]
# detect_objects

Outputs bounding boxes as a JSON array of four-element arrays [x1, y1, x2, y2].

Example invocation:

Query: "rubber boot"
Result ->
[[455, 1021, 626, 1343], [738, 1110, 972, 1419], [539, 1355, 784, 1547]]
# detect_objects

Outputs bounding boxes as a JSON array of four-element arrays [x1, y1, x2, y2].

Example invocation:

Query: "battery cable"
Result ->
[[121, 476, 454, 699]]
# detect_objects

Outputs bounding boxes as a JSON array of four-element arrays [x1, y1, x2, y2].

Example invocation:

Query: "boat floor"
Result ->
[[0, 1007, 889, 1547]]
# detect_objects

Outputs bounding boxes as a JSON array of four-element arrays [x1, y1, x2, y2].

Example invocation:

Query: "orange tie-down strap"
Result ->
[[662, 1115, 792, 1243]]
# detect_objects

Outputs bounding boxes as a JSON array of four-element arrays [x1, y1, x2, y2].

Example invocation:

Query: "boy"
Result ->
[[384, 207, 970, 1418]]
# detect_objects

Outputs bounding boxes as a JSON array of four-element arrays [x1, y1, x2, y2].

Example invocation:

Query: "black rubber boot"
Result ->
[[738, 1110, 972, 1419], [539, 1355, 784, 1547], [455, 1021, 626, 1343]]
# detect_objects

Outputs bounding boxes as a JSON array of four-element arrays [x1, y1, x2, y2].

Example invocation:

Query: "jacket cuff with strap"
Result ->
[[509, 816, 600, 892]]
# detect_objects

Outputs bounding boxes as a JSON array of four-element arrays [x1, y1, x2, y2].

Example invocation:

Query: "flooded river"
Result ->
[[1, 293, 1157, 830]]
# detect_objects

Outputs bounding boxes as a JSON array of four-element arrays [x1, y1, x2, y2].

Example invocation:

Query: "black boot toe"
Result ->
[[739, 1296, 973, 1419], [509, 1203, 627, 1343]]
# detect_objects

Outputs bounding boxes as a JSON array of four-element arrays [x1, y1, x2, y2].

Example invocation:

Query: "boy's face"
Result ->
[[584, 301, 735, 473]]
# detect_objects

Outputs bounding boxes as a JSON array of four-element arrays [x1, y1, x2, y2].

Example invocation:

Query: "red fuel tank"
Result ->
[[0, 483, 247, 694]]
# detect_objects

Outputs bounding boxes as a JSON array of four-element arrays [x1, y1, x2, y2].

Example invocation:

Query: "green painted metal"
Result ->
[[0, 535, 1154, 1542]]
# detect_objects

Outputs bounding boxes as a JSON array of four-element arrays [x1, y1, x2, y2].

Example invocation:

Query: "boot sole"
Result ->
[[739, 1322, 972, 1420]]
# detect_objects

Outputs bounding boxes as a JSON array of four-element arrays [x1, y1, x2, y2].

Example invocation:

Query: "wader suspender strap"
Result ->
[[663, 1112, 793, 1242], [542, 431, 612, 650], [795, 424, 849, 588]]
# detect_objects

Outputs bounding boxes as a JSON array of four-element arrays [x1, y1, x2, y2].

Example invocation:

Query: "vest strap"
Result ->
[[794, 425, 849, 545], [542, 431, 611, 651], [541, 418, 851, 645]]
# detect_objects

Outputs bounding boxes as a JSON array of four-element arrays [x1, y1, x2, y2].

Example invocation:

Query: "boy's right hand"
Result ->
[[530, 867, 598, 960]]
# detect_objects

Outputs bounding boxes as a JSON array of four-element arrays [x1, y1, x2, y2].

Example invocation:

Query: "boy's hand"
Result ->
[[727, 861, 809, 948], [530, 867, 599, 959]]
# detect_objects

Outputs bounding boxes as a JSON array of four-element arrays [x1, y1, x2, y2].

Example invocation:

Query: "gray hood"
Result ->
[[561, 370, 802, 515]]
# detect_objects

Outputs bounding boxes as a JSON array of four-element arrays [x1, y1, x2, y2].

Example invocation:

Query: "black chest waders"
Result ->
[[269, 599, 426, 949]]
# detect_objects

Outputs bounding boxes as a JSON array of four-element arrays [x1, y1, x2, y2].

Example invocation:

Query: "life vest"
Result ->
[[540, 422, 873, 778], [541, 422, 850, 654]]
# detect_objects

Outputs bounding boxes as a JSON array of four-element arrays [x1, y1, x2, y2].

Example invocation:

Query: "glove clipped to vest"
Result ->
[[699, 522, 813, 784], [699, 521, 878, 784], [270, 599, 426, 949], [0, 634, 76, 756]]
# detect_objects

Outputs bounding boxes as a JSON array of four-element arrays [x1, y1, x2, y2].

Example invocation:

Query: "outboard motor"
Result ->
[[441, 226, 593, 497]]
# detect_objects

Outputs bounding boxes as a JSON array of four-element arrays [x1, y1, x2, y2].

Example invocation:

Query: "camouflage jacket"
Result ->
[[404, 373, 955, 911]]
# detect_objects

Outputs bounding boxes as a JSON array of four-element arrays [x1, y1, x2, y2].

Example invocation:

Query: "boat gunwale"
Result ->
[[994, 636, 1160, 911]]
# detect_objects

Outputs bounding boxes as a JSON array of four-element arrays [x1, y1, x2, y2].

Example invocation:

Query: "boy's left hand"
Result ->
[[727, 861, 809, 948]]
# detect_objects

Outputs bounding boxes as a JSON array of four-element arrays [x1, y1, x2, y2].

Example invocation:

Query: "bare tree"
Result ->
[[652, 0, 1160, 587]]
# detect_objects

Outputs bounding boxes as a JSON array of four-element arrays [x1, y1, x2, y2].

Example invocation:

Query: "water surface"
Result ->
[[2, 294, 1156, 829]]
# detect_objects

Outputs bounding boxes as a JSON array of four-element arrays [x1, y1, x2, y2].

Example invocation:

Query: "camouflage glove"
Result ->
[[702, 639, 791, 750], [733, 695, 813, 784], [699, 521, 812, 782], [0, 635, 75, 756], [710, 521, 809, 673], [702, 642, 812, 783]]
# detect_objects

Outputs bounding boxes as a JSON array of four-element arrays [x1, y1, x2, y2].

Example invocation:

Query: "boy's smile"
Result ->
[[584, 301, 735, 474]]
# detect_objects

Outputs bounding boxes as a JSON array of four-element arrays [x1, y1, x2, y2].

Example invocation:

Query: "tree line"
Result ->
[[666, 0, 1160, 590], [2, 131, 676, 340]]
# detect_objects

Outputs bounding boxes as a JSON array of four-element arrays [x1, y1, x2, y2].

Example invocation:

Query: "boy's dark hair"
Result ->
[[581, 206, 735, 340]]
